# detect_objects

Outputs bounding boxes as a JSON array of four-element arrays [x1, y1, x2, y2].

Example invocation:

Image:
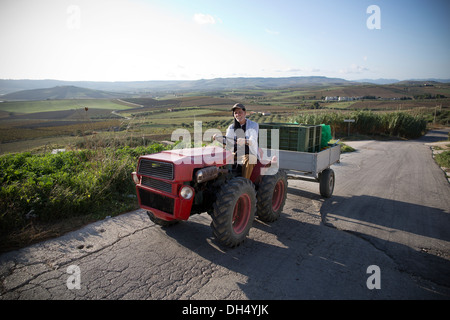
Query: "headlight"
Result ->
[[131, 172, 140, 184], [180, 186, 194, 200]]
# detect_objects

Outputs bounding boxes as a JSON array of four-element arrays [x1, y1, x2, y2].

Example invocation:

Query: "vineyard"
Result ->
[[0, 81, 449, 250]]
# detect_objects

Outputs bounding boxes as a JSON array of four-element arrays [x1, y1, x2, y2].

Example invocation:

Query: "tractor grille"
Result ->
[[141, 176, 172, 194], [138, 189, 174, 214], [138, 159, 174, 180]]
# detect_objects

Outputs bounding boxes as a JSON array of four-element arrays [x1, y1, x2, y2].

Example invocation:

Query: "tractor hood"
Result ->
[[138, 146, 233, 182]]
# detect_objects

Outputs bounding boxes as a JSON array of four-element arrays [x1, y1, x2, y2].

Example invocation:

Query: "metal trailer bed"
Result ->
[[263, 144, 341, 198]]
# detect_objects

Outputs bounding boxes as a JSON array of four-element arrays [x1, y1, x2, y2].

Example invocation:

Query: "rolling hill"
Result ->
[[0, 77, 353, 95], [1, 77, 450, 95], [0, 85, 125, 101], [1, 77, 450, 103]]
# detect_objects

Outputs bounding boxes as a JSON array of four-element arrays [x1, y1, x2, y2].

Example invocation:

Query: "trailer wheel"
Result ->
[[256, 170, 288, 222], [319, 168, 335, 198], [211, 177, 256, 248]]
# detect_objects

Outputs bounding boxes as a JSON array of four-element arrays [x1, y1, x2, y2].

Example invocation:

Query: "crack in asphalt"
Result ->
[[0, 221, 156, 298], [320, 200, 450, 292], [1, 131, 450, 299]]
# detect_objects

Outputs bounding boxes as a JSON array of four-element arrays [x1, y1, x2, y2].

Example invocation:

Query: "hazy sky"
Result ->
[[0, 0, 449, 81]]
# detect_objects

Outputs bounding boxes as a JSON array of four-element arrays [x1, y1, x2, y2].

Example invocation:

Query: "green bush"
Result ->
[[294, 111, 426, 139], [0, 144, 171, 232]]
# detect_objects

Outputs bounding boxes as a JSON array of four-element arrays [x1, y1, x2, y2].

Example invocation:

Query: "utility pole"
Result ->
[[344, 119, 355, 137]]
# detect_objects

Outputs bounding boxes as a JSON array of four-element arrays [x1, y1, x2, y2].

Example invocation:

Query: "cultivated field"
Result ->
[[0, 82, 449, 155], [1, 81, 449, 251]]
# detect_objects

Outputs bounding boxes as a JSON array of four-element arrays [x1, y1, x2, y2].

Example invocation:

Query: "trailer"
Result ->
[[262, 143, 341, 198], [258, 122, 341, 198]]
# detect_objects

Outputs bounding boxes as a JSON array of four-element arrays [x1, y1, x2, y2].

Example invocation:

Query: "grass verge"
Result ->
[[435, 150, 450, 168], [0, 143, 171, 252]]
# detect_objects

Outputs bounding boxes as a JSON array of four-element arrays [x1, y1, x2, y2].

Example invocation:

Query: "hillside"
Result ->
[[1, 77, 450, 95], [0, 77, 353, 95], [0, 86, 124, 101], [176, 76, 353, 90]]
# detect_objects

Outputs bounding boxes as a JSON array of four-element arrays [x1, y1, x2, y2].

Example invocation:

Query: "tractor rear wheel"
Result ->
[[211, 177, 256, 248], [256, 169, 288, 222]]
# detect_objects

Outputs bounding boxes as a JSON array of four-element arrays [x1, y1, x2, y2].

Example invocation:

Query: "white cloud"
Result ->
[[339, 64, 369, 74], [265, 28, 280, 35], [193, 13, 216, 25], [275, 67, 321, 75]]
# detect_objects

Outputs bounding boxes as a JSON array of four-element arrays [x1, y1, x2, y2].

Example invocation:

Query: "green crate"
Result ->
[[259, 123, 322, 152]]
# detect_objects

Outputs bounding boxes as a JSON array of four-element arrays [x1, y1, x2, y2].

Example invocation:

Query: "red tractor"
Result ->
[[132, 146, 287, 248]]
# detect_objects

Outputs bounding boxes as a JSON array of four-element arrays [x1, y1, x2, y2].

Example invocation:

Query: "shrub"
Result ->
[[0, 144, 171, 232], [294, 111, 426, 139]]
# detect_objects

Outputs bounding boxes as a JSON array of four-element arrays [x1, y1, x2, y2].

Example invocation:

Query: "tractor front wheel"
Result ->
[[211, 177, 256, 248], [256, 169, 288, 222]]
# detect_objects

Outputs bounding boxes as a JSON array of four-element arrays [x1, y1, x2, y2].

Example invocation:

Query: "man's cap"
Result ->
[[231, 103, 246, 111]]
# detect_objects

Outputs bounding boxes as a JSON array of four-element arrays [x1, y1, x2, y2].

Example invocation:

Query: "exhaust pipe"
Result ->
[[195, 166, 219, 183]]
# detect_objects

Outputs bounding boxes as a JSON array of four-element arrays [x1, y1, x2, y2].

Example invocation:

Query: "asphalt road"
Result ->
[[1, 129, 449, 301]]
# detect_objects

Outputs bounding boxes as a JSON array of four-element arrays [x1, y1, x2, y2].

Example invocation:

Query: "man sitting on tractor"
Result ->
[[214, 103, 259, 180]]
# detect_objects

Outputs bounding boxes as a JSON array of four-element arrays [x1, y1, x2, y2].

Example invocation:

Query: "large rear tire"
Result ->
[[256, 170, 288, 222], [211, 177, 256, 248]]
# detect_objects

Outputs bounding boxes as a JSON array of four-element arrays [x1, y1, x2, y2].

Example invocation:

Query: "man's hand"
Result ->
[[237, 138, 246, 146], [213, 134, 227, 145], [237, 138, 252, 146]]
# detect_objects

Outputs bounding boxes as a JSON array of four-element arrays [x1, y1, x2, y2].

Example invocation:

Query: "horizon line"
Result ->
[[1, 75, 450, 83]]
